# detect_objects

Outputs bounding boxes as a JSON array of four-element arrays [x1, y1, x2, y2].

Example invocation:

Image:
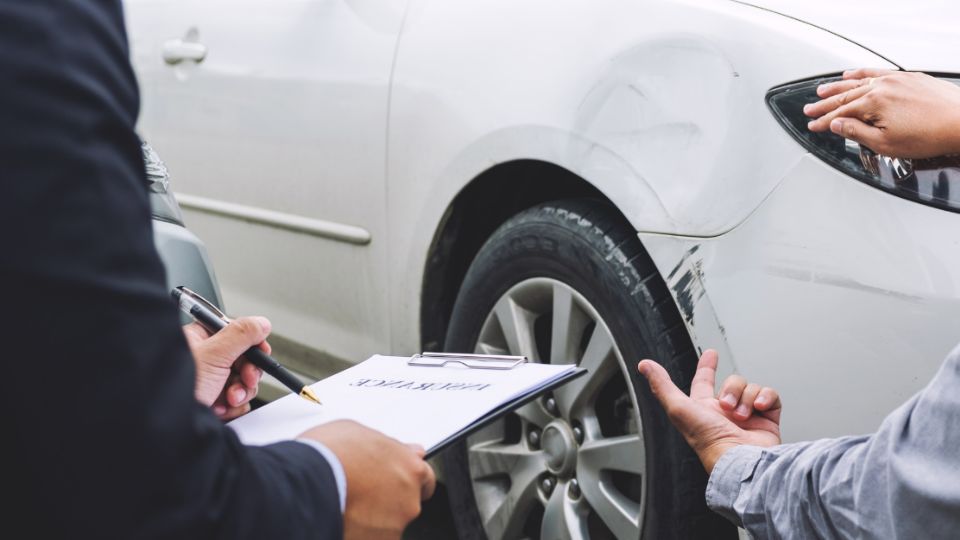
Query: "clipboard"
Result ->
[[412, 353, 586, 458], [408, 352, 527, 370], [229, 352, 587, 458]]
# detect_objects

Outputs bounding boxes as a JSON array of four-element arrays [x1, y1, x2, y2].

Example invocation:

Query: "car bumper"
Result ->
[[152, 218, 224, 320]]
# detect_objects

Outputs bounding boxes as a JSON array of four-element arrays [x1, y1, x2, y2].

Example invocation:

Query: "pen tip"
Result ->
[[300, 387, 322, 405]]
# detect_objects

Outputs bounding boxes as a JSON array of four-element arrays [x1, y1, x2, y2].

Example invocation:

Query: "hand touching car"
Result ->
[[805, 68, 960, 159], [637, 350, 781, 473]]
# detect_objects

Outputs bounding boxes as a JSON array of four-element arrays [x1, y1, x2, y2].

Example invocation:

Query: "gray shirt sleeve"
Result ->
[[705, 345, 960, 539]]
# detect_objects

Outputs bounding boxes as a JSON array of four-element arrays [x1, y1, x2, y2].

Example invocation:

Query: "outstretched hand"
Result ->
[[637, 350, 781, 473]]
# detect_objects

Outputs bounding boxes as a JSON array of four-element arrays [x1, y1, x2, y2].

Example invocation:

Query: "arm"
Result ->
[[0, 2, 341, 537], [0, 3, 434, 538], [639, 349, 960, 539], [708, 348, 960, 538]]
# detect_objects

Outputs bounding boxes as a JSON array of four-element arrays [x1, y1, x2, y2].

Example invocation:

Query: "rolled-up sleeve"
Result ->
[[705, 345, 960, 539]]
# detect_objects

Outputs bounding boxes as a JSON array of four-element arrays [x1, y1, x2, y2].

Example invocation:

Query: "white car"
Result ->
[[125, 1, 960, 538]]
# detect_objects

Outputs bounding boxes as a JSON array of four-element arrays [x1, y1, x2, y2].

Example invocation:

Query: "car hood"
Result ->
[[736, 0, 960, 73]]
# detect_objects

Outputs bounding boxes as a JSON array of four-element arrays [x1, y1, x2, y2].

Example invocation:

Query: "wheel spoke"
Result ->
[[554, 325, 615, 418], [468, 441, 544, 480], [541, 481, 590, 540], [476, 341, 509, 356], [579, 434, 645, 475], [577, 435, 643, 538], [514, 401, 554, 429], [494, 295, 539, 361], [470, 442, 545, 539], [550, 284, 588, 365]]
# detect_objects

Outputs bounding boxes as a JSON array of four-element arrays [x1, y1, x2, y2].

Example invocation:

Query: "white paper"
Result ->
[[229, 355, 577, 451]]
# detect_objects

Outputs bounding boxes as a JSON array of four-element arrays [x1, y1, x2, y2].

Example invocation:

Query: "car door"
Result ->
[[126, 0, 409, 374]]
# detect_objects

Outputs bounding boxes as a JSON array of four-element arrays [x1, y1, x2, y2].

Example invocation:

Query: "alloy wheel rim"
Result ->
[[466, 278, 646, 540]]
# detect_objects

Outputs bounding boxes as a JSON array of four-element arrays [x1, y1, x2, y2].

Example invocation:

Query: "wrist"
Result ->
[[696, 440, 740, 474]]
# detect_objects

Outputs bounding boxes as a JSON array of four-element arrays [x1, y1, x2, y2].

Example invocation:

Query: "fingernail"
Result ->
[[735, 404, 750, 416], [721, 393, 737, 407], [254, 317, 271, 333], [213, 405, 226, 416], [830, 118, 844, 133], [235, 388, 247, 402], [803, 103, 811, 114], [756, 395, 767, 406]]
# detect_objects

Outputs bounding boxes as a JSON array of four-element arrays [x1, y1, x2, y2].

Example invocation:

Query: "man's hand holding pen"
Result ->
[[182, 305, 437, 538], [183, 316, 270, 420]]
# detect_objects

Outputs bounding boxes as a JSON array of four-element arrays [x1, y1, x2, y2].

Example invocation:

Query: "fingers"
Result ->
[[843, 67, 894, 80], [217, 403, 252, 421], [805, 83, 873, 121], [420, 461, 437, 500], [689, 349, 719, 400], [815, 68, 895, 99], [239, 360, 263, 391], [637, 359, 698, 427], [735, 383, 762, 420], [718, 374, 746, 411], [199, 316, 272, 368], [403, 444, 435, 499], [829, 117, 885, 151], [755, 387, 782, 424], [754, 387, 780, 411], [806, 95, 874, 134], [225, 380, 254, 407], [221, 364, 261, 409], [816, 78, 865, 99], [719, 374, 781, 421]]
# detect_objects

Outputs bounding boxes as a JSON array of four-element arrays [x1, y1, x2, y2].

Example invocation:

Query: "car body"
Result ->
[[125, 0, 960, 537]]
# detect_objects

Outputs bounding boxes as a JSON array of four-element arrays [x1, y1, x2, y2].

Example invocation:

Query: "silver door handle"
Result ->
[[162, 39, 207, 65]]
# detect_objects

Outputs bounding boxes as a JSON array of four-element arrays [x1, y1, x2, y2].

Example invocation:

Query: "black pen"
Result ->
[[171, 286, 322, 405]]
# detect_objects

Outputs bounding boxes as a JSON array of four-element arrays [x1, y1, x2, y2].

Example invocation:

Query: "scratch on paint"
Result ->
[[766, 266, 925, 303], [668, 245, 705, 325]]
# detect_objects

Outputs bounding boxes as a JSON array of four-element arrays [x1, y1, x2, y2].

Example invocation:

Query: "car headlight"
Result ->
[[767, 75, 960, 213], [141, 140, 185, 226]]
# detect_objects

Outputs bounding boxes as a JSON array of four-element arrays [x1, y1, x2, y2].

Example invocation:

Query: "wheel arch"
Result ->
[[420, 159, 638, 353]]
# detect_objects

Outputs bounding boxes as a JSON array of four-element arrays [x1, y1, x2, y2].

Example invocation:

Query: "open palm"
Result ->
[[638, 349, 781, 473]]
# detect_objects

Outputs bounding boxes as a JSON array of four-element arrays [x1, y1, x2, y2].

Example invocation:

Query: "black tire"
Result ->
[[440, 199, 734, 540]]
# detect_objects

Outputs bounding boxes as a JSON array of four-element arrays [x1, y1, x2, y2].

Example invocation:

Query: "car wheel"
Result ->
[[441, 199, 734, 540]]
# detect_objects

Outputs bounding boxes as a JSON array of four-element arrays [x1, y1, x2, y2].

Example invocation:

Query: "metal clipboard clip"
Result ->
[[408, 352, 527, 370]]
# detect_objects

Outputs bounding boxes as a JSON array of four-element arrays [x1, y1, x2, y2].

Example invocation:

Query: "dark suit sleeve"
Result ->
[[0, 2, 341, 538]]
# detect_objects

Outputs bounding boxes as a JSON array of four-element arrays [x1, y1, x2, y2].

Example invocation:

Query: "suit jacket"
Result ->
[[0, 1, 341, 538]]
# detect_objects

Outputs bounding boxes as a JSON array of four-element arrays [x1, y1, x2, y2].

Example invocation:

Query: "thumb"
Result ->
[[637, 359, 697, 427], [202, 317, 272, 367]]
